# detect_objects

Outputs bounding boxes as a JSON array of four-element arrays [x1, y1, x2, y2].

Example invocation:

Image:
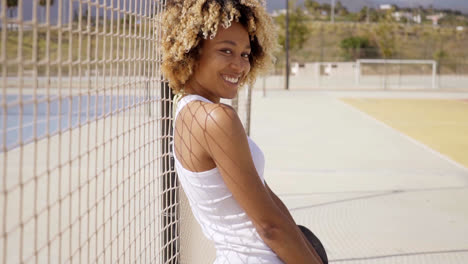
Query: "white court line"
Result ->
[[279, 185, 468, 198], [334, 97, 468, 173], [266, 167, 467, 175]]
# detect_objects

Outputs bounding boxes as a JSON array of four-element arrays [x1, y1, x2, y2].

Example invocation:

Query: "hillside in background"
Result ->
[[266, 0, 468, 15], [270, 1, 468, 26], [2, 1, 467, 23], [272, 21, 468, 75], [2, 1, 466, 76], [268, 0, 468, 75]]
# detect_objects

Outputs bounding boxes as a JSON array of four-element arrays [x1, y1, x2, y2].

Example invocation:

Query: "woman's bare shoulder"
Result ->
[[182, 100, 241, 133]]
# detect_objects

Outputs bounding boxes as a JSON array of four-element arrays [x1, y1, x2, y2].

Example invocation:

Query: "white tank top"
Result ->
[[172, 94, 283, 264]]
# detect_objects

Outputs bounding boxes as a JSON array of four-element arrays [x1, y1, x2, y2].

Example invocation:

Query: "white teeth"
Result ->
[[223, 75, 239, 84]]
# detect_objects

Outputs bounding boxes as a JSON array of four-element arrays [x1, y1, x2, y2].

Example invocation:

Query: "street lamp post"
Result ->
[[331, 0, 335, 23], [285, 0, 290, 90], [367, 6, 370, 24]]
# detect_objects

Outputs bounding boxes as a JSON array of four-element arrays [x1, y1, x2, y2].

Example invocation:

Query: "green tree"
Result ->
[[73, 9, 79, 22], [340, 36, 373, 60], [39, 0, 54, 5], [356, 6, 368, 22], [275, 3, 310, 53], [304, 0, 320, 16], [305, 0, 333, 20], [356, 6, 379, 22], [7, 0, 18, 18], [39, 0, 55, 23], [321, 3, 331, 13], [372, 9, 398, 58], [433, 49, 448, 61], [335, 1, 349, 16]]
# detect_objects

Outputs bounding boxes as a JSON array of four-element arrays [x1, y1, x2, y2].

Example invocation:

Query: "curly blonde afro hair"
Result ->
[[161, 0, 277, 93]]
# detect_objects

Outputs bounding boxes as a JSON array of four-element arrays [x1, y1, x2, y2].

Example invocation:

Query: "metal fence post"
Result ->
[[285, 0, 290, 90], [161, 81, 179, 264], [245, 85, 253, 137], [232, 93, 239, 112]]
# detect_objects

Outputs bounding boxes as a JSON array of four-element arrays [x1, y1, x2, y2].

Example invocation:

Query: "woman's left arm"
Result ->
[[264, 182, 324, 264]]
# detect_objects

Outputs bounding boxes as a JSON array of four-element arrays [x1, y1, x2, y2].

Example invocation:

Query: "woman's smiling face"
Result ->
[[186, 22, 251, 103]]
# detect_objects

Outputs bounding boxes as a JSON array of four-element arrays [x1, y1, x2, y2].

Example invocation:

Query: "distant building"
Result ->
[[413, 14, 422, 24], [0, 23, 33, 31], [271, 8, 308, 17], [426, 13, 445, 26], [392, 11, 409, 21], [380, 4, 393, 10], [271, 9, 286, 17], [392, 11, 422, 24]]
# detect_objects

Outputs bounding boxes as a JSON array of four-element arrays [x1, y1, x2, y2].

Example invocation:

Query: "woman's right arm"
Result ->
[[195, 103, 322, 264], [265, 183, 324, 263]]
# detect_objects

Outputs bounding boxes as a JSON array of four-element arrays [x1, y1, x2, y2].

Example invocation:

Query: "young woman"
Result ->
[[162, 1, 326, 263]]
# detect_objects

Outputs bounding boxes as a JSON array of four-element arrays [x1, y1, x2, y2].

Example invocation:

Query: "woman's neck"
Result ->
[[184, 79, 220, 103]]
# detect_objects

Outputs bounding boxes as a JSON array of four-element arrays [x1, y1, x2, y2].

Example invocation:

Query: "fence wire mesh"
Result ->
[[0, 1, 254, 263], [0, 0, 185, 263]]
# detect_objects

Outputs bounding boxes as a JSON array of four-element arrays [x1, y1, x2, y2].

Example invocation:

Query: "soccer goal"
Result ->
[[355, 59, 438, 90]]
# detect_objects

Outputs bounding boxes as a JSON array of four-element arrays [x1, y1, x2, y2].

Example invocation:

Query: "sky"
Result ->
[[266, 0, 468, 14], [1, 1, 149, 23], [2, 0, 467, 23]]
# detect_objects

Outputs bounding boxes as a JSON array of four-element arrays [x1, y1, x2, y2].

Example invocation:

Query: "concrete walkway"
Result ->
[[250, 90, 468, 263]]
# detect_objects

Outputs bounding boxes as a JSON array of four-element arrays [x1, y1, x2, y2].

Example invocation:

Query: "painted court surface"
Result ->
[[2, 89, 467, 263], [341, 98, 468, 168], [250, 90, 468, 263]]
